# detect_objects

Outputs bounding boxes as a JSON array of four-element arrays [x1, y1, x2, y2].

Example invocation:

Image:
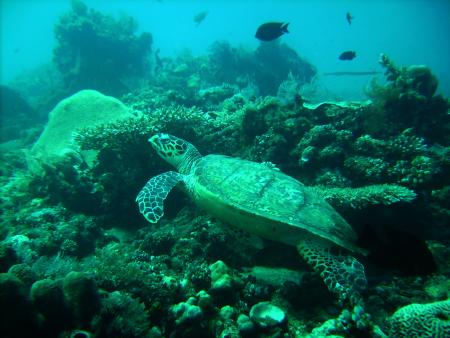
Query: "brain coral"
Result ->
[[387, 299, 450, 337], [31, 90, 132, 163]]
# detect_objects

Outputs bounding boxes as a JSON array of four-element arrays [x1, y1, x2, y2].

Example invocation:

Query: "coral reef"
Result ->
[[1, 30, 449, 338], [53, 0, 152, 96], [150, 40, 315, 102], [7, 63, 66, 119], [367, 54, 449, 143], [253, 42, 316, 96]]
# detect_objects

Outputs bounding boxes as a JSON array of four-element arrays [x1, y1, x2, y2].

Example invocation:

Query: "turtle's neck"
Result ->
[[178, 145, 201, 175]]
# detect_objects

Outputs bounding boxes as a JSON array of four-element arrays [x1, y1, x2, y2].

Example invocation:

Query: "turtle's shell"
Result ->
[[192, 155, 360, 252]]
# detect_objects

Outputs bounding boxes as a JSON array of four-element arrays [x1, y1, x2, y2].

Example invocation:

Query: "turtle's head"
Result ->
[[149, 133, 201, 174]]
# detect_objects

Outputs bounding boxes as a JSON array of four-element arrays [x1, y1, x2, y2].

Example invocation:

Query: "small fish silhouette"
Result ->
[[339, 51, 356, 61], [194, 11, 208, 26], [346, 12, 353, 25]]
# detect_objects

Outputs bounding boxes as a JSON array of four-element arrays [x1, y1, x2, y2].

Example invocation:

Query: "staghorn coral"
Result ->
[[387, 299, 450, 337]]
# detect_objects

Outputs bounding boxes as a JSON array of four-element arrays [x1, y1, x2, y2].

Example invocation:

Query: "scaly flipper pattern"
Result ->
[[297, 239, 367, 306], [136, 171, 184, 223]]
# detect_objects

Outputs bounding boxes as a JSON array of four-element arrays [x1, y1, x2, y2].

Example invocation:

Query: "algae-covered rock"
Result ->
[[63, 271, 101, 326], [30, 278, 71, 326], [0, 273, 37, 337], [30, 90, 132, 164], [242, 266, 304, 288]]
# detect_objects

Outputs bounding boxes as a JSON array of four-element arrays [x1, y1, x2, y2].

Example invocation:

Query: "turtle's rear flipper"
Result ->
[[297, 239, 367, 306], [136, 171, 184, 223]]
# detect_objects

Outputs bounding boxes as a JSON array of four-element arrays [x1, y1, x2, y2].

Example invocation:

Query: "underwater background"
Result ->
[[1, 0, 449, 337]]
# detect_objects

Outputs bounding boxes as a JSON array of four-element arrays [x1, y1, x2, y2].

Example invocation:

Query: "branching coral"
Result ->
[[345, 130, 438, 187], [75, 106, 214, 152], [75, 115, 156, 152]]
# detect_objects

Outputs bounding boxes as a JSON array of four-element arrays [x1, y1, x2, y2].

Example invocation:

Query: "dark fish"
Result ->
[[339, 51, 356, 60], [194, 11, 208, 26], [346, 12, 353, 25], [255, 22, 289, 41]]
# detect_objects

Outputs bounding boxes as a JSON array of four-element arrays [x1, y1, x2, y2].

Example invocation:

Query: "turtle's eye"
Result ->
[[159, 135, 172, 145], [160, 138, 171, 145]]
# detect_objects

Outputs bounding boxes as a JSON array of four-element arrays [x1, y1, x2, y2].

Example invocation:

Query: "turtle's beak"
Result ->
[[149, 135, 159, 144], [148, 134, 162, 151]]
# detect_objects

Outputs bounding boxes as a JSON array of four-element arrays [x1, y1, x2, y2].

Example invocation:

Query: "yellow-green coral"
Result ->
[[387, 299, 450, 337]]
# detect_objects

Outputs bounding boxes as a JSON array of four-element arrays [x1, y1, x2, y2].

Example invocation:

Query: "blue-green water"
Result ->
[[2, 0, 450, 99]]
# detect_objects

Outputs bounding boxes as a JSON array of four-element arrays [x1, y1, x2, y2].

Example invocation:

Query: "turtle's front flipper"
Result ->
[[136, 171, 184, 223], [297, 239, 367, 306]]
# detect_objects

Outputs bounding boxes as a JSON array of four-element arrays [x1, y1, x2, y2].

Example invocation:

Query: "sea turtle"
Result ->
[[136, 133, 367, 304]]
